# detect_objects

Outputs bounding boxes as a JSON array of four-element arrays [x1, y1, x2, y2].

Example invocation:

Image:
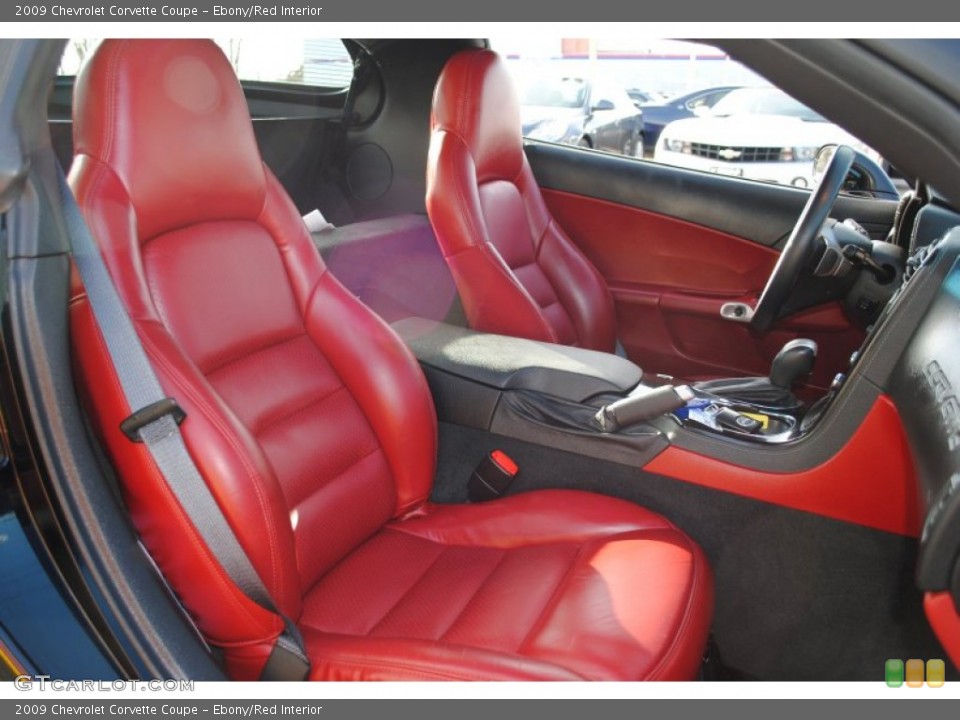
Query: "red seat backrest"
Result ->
[[68, 39, 438, 678], [427, 48, 617, 352]]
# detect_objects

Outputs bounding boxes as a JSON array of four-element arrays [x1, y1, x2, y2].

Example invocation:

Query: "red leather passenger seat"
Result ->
[[427, 48, 618, 352], [68, 39, 712, 680]]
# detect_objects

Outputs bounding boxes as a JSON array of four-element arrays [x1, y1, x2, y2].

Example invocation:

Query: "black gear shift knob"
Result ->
[[769, 339, 818, 389]]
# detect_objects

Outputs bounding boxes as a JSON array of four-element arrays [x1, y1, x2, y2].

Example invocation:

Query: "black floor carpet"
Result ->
[[434, 421, 958, 681]]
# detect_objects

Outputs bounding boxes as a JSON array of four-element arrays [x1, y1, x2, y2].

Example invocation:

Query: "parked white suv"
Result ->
[[654, 87, 875, 188]]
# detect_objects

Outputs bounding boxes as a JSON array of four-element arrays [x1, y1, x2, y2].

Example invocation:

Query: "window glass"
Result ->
[[58, 39, 101, 76], [491, 37, 882, 190], [59, 38, 353, 90]]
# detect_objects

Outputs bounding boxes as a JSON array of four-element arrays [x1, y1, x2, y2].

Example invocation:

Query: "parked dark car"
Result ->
[[640, 85, 740, 153], [515, 67, 644, 156], [2, 37, 960, 688], [627, 87, 667, 107]]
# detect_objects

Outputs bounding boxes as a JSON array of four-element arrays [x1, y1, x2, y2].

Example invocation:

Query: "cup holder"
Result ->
[[677, 395, 800, 444]]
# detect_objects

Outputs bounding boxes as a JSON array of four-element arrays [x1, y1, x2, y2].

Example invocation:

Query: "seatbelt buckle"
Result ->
[[468, 450, 519, 502], [120, 397, 186, 442]]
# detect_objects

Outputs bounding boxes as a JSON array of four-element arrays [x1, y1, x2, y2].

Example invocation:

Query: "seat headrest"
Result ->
[[73, 39, 266, 240], [431, 49, 524, 181]]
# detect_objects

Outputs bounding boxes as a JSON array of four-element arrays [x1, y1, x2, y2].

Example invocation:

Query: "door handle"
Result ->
[[720, 302, 755, 323]]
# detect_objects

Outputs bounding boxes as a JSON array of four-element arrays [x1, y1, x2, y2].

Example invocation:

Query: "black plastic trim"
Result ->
[[886, 235, 960, 592], [525, 141, 898, 249], [420, 366, 502, 431]]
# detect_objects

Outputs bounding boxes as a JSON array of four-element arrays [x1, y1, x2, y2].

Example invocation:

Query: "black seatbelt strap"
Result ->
[[55, 167, 309, 681], [322, 42, 373, 182]]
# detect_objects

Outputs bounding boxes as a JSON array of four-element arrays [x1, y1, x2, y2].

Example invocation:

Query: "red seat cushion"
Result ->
[[301, 490, 712, 681], [68, 39, 713, 681]]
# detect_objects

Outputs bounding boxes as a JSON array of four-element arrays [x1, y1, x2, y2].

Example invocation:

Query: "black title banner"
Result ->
[[12, 3, 326, 20], [2, 0, 954, 23]]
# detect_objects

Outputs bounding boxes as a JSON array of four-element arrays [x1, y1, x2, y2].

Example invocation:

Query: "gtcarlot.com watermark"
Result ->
[[14, 676, 195, 692]]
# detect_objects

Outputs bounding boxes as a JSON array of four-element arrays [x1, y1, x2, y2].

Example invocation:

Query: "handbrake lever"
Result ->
[[593, 384, 694, 433]]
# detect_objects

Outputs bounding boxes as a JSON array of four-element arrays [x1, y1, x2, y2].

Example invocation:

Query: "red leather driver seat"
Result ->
[[427, 48, 618, 353], [68, 39, 712, 681]]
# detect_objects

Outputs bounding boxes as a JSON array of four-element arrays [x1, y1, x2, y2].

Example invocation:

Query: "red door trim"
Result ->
[[645, 395, 919, 536]]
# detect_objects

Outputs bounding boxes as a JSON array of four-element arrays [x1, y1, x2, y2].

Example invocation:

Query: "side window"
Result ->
[[214, 38, 353, 89], [490, 37, 881, 189], [58, 39, 101, 76], [58, 38, 353, 91]]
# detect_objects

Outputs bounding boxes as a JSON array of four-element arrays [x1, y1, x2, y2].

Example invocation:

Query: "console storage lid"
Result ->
[[393, 317, 642, 403]]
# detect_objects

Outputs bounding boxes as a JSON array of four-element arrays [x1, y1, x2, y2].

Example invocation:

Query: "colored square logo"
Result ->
[[927, 659, 945, 688], [906, 658, 925, 687], [886, 659, 904, 687]]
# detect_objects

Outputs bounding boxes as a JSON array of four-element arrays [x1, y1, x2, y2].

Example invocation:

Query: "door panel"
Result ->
[[541, 191, 777, 292], [530, 143, 888, 384], [528, 141, 898, 245]]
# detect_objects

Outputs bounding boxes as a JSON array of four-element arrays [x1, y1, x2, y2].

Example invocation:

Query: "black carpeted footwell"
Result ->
[[434, 421, 957, 681]]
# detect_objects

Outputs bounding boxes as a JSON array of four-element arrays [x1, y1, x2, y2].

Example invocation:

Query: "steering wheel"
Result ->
[[750, 144, 856, 332]]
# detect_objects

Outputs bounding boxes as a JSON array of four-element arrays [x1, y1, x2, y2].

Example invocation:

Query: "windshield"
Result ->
[[710, 88, 826, 121], [516, 74, 588, 108]]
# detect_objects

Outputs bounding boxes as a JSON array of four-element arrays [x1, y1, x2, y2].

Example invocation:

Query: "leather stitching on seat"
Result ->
[[138, 324, 286, 603], [435, 550, 509, 642], [364, 544, 450, 636], [309, 445, 383, 494], [441, 243, 557, 343], [515, 541, 589, 656], [307, 646, 577, 682], [253, 384, 347, 439], [258, 170, 309, 297], [509, 264, 557, 303], [446, 130, 489, 253], [535, 218, 579, 345], [204, 331, 306, 378], [99, 41, 122, 163]]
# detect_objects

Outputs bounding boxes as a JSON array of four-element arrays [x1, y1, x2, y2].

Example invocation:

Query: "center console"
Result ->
[[393, 316, 825, 467], [393, 317, 667, 467]]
